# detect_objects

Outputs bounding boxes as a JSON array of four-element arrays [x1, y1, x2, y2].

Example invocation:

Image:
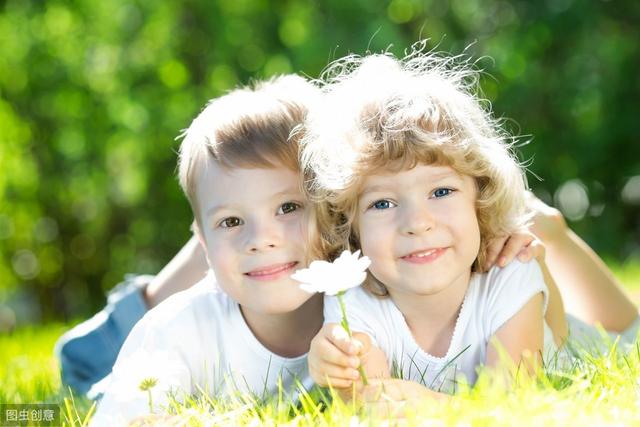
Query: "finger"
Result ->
[[326, 325, 360, 355], [516, 240, 546, 263], [318, 323, 357, 354], [317, 336, 361, 369], [485, 236, 508, 270], [309, 362, 359, 388], [316, 362, 360, 382], [496, 232, 535, 267], [316, 375, 355, 389], [516, 246, 534, 263], [351, 332, 372, 354], [309, 362, 353, 388]]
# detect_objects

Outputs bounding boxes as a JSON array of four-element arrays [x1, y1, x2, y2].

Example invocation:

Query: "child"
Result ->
[[56, 82, 543, 401], [301, 51, 640, 397], [90, 75, 325, 425]]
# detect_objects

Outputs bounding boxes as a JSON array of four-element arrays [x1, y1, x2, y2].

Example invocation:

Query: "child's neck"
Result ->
[[239, 293, 324, 358], [390, 269, 471, 358]]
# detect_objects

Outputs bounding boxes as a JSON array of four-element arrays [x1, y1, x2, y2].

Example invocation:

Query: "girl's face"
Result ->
[[356, 164, 481, 299]]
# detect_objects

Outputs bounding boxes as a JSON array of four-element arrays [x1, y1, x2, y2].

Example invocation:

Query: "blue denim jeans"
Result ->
[[55, 274, 152, 399]]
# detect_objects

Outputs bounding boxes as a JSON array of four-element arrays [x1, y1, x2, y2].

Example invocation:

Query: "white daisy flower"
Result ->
[[291, 250, 371, 296]]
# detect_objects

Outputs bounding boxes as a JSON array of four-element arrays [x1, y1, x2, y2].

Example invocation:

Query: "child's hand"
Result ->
[[308, 323, 371, 388], [359, 379, 447, 419], [485, 229, 545, 271]]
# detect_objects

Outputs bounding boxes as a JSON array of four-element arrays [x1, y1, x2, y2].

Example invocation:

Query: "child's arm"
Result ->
[[485, 293, 545, 373], [143, 235, 209, 308], [528, 194, 638, 332], [308, 323, 390, 389], [492, 233, 569, 348]]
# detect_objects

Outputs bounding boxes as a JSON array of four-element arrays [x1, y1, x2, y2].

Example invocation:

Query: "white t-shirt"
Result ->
[[324, 260, 557, 393], [91, 276, 312, 426]]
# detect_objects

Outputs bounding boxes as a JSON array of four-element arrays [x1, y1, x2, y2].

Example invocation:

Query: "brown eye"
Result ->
[[220, 217, 243, 228], [277, 202, 301, 215]]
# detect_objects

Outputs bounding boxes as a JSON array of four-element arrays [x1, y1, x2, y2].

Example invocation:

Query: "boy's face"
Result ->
[[195, 162, 312, 315], [356, 164, 480, 301]]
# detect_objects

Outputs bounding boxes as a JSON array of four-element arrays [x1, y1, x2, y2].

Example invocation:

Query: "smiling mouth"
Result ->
[[244, 262, 299, 280], [400, 248, 447, 264]]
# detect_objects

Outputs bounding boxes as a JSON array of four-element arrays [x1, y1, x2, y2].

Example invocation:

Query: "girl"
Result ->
[[301, 50, 640, 398]]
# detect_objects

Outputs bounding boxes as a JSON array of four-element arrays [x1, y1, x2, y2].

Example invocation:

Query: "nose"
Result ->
[[244, 220, 282, 253], [400, 202, 435, 236]]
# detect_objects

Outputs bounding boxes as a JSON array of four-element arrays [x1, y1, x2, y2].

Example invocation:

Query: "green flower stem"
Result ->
[[139, 377, 158, 413], [337, 291, 368, 386]]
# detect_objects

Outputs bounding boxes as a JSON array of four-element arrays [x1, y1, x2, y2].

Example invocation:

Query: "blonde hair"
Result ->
[[302, 48, 530, 285], [177, 75, 320, 225]]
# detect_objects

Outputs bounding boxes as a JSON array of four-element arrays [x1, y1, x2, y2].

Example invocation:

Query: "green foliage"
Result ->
[[0, 0, 639, 321]]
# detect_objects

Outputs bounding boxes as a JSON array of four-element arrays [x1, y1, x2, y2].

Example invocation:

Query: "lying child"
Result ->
[[301, 50, 640, 398], [91, 75, 325, 425]]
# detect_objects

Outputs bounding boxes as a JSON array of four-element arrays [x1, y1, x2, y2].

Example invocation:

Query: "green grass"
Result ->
[[0, 325, 63, 404], [0, 324, 96, 425], [2, 261, 640, 426], [610, 258, 640, 290]]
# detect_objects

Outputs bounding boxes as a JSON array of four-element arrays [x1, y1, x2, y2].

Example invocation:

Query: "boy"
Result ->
[[90, 75, 324, 425]]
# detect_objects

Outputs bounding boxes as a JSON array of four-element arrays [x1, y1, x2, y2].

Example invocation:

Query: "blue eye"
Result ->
[[432, 188, 454, 198], [277, 201, 302, 215], [370, 199, 396, 210], [219, 217, 243, 228]]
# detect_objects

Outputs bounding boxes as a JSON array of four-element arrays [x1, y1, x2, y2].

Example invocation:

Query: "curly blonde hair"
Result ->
[[301, 48, 530, 284]]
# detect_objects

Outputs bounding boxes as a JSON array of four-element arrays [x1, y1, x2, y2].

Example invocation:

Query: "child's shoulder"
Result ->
[[480, 259, 544, 291], [469, 259, 547, 315], [470, 259, 548, 334], [141, 275, 231, 330]]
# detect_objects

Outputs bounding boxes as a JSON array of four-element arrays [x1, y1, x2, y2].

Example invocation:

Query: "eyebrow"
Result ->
[[360, 170, 460, 197], [205, 186, 302, 218]]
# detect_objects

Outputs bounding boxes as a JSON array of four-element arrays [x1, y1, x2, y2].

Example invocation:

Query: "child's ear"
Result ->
[[191, 219, 207, 252]]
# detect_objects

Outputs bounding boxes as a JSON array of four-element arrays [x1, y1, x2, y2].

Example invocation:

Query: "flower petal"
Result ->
[[299, 283, 320, 294], [290, 250, 369, 295]]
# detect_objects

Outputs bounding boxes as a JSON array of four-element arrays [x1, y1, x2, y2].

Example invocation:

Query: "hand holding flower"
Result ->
[[308, 323, 373, 389], [292, 250, 371, 385]]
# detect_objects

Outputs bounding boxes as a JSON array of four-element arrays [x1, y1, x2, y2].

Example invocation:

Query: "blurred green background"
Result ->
[[1, 0, 639, 326]]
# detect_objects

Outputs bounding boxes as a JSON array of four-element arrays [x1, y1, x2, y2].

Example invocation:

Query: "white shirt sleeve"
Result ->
[[90, 308, 195, 426], [483, 260, 549, 338]]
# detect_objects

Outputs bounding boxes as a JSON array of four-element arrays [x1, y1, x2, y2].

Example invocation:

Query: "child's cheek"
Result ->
[[358, 223, 382, 260], [284, 214, 307, 246]]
